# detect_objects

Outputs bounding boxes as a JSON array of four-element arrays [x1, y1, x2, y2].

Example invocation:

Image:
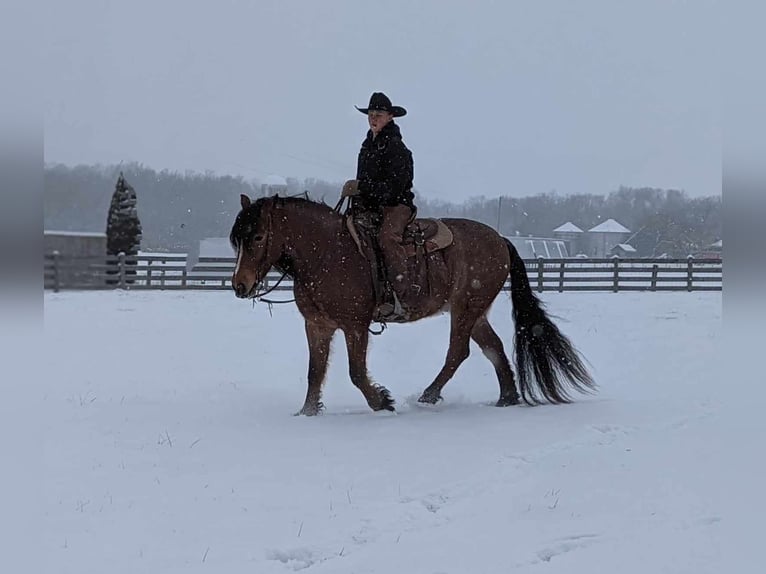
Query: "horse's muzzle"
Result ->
[[233, 282, 250, 299]]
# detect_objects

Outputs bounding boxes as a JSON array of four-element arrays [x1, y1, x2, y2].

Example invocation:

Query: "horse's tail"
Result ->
[[504, 239, 596, 404]]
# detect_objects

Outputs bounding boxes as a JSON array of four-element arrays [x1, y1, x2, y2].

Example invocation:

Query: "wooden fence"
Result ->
[[44, 253, 722, 293]]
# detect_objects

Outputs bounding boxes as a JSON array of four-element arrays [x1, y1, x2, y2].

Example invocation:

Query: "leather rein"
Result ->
[[250, 195, 348, 307]]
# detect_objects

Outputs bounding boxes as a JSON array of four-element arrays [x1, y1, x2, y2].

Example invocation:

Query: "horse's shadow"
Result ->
[[313, 392, 608, 419], [315, 395, 520, 418]]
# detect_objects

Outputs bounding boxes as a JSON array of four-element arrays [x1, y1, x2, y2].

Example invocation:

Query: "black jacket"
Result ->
[[355, 121, 414, 211]]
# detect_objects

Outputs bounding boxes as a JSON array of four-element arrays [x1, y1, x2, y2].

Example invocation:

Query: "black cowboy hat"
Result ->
[[355, 92, 407, 117]]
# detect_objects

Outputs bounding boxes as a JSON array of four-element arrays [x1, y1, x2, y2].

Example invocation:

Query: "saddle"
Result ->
[[346, 214, 454, 258], [346, 214, 453, 323], [401, 218, 454, 257]]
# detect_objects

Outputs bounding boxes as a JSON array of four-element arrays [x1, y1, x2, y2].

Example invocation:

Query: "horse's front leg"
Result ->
[[343, 326, 395, 412], [297, 320, 336, 416]]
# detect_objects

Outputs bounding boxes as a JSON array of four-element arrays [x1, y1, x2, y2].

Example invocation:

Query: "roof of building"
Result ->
[[588, 218, 631, 233], [614, 243, 637, 252], [44, 230, 107, 238], [263, 174, 288, 187], [505, 236, 570, 259], [199, 237, 233, 258], [553, 221, 583, 233]]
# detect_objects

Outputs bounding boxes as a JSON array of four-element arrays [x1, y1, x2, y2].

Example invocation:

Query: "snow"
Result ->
[[44, 230, 107, 238], [588, 219, 631, 234], [553, 222, 583, 233], [614, 243, 636, 252], [138, 250, 187, 259], [38, 290, 751, 572]]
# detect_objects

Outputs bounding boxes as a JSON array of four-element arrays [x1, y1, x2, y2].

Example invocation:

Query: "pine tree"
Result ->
[[106, 172, 142, 283]]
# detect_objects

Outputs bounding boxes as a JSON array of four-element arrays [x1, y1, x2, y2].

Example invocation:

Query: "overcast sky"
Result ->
[[43, 0, 720, 201]]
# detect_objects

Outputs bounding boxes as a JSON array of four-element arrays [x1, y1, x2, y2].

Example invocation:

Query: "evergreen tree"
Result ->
[[106, 173, 142, 283], [106, 172, 142, 256]]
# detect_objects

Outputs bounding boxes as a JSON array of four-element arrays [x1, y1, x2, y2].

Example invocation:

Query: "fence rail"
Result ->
[[43, 254, 723, 293]]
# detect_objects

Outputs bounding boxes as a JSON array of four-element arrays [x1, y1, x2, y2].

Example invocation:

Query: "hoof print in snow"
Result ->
[[266, 548, 318, 571]]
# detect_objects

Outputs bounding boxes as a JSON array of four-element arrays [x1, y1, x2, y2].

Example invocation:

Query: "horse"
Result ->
[[230, 194, 594, 415]]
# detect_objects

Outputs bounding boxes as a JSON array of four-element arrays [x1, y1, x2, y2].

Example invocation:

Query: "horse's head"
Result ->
[[230, 194, 282, 299]]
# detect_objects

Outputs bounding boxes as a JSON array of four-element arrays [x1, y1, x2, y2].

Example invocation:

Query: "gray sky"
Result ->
[[43, 0, 720, 201]]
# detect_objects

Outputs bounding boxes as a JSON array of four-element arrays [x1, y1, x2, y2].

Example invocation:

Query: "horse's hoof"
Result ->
[[372, 386, 396, 412], [495, 395, 521, 407], [374, 403, 396, 413], [295, 402, 324, 416], [417, 392, 442, 405]]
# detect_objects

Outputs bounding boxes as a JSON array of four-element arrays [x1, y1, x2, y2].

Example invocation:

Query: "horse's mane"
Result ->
[[229, 194, 339, 251], [229, 194, 344, 281], [274, 195, 339, 216]]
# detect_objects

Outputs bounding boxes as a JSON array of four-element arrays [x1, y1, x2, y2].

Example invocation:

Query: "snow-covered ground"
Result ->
[[38, 290, 750, 572]]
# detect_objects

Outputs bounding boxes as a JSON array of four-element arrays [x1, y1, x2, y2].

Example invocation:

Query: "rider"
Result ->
[[341, 92, 415, 316]]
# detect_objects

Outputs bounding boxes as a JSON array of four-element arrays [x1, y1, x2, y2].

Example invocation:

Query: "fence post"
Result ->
[[118, 252, 126, 289], [52, 251, 60, 293], [182, 268, 187, 288], [687, 255, 694, 292], [558, 261, 565, 292], [537, 257, 544, 293], [612, 256, 620, 293], [651, 264, 658, 292], [146, 260, 152, 287]]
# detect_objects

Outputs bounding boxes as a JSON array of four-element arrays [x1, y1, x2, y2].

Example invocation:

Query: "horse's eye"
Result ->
[[253, 235, 264, 242]]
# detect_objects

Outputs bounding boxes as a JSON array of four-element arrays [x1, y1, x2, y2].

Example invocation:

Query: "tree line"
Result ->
[[44, 163, 721, 256]]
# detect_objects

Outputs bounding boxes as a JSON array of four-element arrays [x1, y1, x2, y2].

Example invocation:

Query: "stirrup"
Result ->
[[392, 291, 405, 316], [377, 291, 405, 320], [377, 302, 395, 316]]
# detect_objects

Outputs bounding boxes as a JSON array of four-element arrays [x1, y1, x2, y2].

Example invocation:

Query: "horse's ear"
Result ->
[[240, 194, 251, 209]]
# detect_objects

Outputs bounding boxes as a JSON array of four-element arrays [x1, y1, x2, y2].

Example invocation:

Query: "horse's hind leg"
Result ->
[[297, 320, 335, 416], [471, 315, 520, 406], [343, 326, 395, 412], [418, 304, 483, 404]]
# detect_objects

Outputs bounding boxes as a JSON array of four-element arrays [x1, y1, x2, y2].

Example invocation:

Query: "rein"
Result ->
[[333, 196, 348, 214], [252, 271, 290, 303], [251, 195, 348, 307]]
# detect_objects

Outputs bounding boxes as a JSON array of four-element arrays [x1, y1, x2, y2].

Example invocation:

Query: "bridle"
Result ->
[[239, 197, 288, 307], [245, 195, 348, 308], [243, 194, 386, 334]]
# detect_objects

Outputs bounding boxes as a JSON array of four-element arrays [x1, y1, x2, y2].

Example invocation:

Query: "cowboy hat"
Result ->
[[355, 92, 407, 117]]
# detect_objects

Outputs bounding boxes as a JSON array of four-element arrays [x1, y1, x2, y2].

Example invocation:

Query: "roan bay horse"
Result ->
[[230, 194, 594, 415]]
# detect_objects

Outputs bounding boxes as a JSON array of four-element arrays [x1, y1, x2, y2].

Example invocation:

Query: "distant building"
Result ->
[[44, 230, 107, 258], [586, 219, 631, 258], [199, 237, 233, 258], [552, 221, 585, 256], [506, 235, 570, 259], [261, 174, 288, 196], [44, 230, 108, 287], [189, 237, 236, 280], [610, 243, 638, 258]]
